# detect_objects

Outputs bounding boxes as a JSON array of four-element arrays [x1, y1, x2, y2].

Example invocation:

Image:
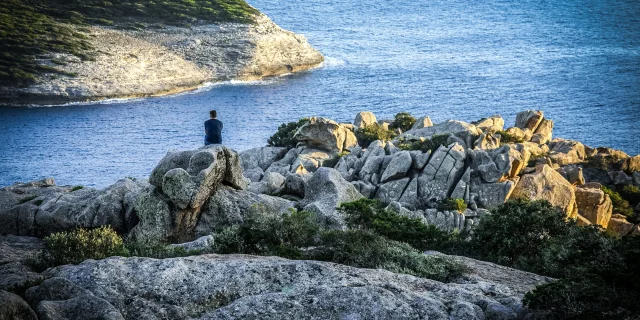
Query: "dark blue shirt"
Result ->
[[204, 119, 223, 144]]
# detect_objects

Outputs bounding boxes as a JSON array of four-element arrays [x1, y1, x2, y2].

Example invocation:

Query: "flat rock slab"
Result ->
[[45, 254, 551, 320]]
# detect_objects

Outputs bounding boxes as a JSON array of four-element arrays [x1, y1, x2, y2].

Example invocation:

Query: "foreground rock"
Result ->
[[42, 254, 550, 320], [1, 14, 323, 105]]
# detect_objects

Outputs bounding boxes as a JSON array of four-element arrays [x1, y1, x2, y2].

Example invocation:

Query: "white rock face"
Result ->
[[42, 254, 551, 320], [1, 14, 323, 104]]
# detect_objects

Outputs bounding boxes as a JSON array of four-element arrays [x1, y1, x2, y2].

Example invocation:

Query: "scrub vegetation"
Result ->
[[0, 0, 259, 86]]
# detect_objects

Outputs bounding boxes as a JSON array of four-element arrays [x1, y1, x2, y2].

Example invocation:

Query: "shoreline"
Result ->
[[0, 61, 323, 108]]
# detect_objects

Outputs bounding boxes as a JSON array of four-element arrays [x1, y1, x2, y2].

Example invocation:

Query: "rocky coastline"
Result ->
[[1, 110, 639, 319], [0, 13, 323, 106]]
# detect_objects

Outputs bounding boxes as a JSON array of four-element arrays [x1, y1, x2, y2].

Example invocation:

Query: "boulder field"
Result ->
[[0, 110, 639, 319]]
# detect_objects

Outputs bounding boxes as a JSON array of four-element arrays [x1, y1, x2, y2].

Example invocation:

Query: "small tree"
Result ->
[[267, 118, 309, 148], [390, 112, 416, 132]]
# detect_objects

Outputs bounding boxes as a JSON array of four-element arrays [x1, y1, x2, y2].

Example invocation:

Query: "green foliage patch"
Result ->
[[339, 198, 455, 251], [355, 123, 397, 147], [390, 112, 416, 132], [495, 130, 524, 144], [17, 195, 38, 204], [42, 226, 127, 266], [601, 186, 634, 220], [214, 208, 466, 282], [268, 118, 309, 148], [437, 198, 467, 213], [466, 199, 640, 318], [397, 134, 450, 153]]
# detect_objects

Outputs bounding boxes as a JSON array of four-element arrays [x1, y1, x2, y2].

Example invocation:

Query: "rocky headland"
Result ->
[[0, 1, 323, 105], [1, 110, 639, 319]]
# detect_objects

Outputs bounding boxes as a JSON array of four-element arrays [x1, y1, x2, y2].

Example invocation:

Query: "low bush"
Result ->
[[125, 241, 210, 259], [267, 118, 309, 148], [467, 198, 640, 318], [70, 185, 84, 192], [390, 112, 416, 132], [495, 130, 524, 144], [601, 186, 634, 219], [397, 134, 449, 153], [313, 230, 466, 282], [339, 199, 453, 251], [42, 226, 127, 266], [619, 185, 640, 207], [437, 198, 467, 213], [213, 208, 466, 282], [355, 123, 397, 147]]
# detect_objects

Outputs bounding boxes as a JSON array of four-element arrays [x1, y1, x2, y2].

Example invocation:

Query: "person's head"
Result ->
[[210, 110, 217, 119]]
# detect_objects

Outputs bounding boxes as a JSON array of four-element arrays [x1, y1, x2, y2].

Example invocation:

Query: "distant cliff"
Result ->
[[0, 0, 324, 105]]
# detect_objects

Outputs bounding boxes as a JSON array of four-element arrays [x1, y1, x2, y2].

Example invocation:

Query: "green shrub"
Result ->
[[495, 130, 524, 144], [312, 230, 467, 282], [70, 185, 84, 192], [42, 226, 127, 266], [213, 208, 466, 282], [467, 199, 640, 318], [390, 112, 416, 132], [523, 235, 640, 319], [469, 199, 572, 270], [214, 210, 318, 259], [397, 134, 449, 153], [437, 198, 467, 213], [338, 199, 454, 251], [602, 186, 634, 219], [267, 118, 309, 148], [619, 185, 640, 207], [355, 124, 397, 147]]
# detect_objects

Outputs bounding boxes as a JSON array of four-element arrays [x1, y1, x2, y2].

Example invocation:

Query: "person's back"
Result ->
[[204, 110, 223, 145]]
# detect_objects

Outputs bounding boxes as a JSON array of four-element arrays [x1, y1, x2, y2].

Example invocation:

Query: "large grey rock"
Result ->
[[294, 117, 358, 152], [548, 139, 588, 166], [0, 290, 37, 320], [247, 171, 285, 195], [380, 151, 412, 183], [400, 120, 482, 149], [530, 119, 553, 144], [608, 170, 633, 185], [556, 165, 585, 185], [25, 278, 124, 320], [469, 145, 529, 183], [514, 110, 544, 132], [474, 115, 504, 133], [511, 164, 578, 218], [375, 178, 411, 204], [353, 111, 377, 128], [410, 116, 433, 130], [239, 146, 287, 171], [42, 254, 549, 320], [131, 146, 247, 243], [290, 147, 336, 173], [470, 178, 517, 209], [575, 186, 612, 228], [300, 168, 363, 228], [195, 186, 294, 236], [0, 178, 148, 237], [0, 263, 43, 292], [417, 143, 467, 206]]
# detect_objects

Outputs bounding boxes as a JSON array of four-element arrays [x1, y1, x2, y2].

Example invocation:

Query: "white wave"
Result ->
[[321, 56, 347, 68]]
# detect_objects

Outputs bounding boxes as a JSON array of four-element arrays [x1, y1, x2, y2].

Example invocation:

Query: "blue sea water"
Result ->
[[1, 0, 639, 188]]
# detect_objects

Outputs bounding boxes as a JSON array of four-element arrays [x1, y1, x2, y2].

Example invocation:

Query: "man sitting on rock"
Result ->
[[204, 110, 223, 145]]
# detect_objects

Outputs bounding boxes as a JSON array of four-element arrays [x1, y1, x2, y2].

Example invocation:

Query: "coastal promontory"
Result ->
[[0, 0, 324, 105]]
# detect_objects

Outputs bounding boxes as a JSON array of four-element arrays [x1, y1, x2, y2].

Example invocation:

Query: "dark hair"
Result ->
[[210, 110, 217, 118]]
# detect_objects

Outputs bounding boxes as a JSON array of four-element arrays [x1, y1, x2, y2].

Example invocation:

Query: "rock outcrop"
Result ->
[[512, 164, 578, 218], [1, 14, 323, 105], [293, 117, 358, 153], [0, 178, 148, 237], [574, 185, 613, 228], [40, 254, 551, 320], [130, 145, 246, 243]]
